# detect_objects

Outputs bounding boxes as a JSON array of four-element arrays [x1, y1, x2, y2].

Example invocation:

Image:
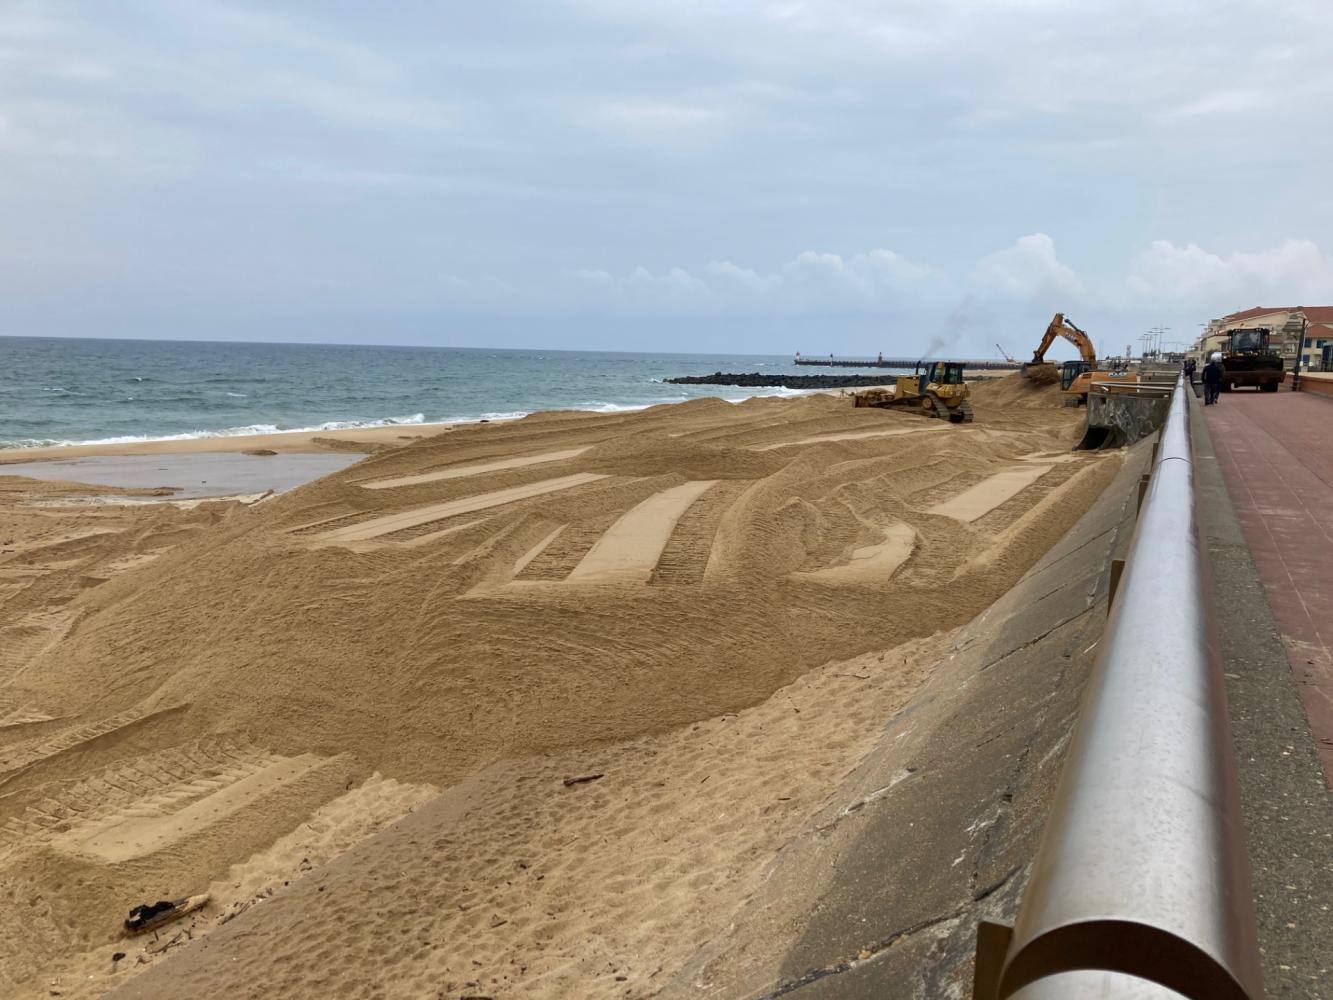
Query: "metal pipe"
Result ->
[[1010, 970, 1190, 998], [976, 377, 1263, 999]]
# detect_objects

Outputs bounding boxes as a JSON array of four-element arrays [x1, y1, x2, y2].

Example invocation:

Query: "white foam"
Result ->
[[2, 414, 428, 450], [5, 383, 827, 453]]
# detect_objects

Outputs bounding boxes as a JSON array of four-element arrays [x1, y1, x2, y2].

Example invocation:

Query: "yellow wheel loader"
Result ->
[[852, 361, 974, 423]]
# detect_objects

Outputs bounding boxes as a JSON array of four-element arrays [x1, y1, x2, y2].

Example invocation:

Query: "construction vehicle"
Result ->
[[1022, 312, 1120, 405], [852, 361, 974, 423], [1219, 327, 1284, 392]]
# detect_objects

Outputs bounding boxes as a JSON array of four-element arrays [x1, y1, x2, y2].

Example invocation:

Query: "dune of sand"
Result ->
[[0, 376, 1119, 998]]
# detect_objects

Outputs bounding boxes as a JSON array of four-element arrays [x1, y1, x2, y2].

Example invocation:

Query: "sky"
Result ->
[[3, 0, 1333, 358]]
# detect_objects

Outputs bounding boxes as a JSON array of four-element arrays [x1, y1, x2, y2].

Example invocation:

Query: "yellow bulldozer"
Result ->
[[852, 361, 974, 423]]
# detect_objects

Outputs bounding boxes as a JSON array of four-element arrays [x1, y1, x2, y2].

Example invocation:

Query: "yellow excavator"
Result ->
[[852, 361, 974, 423], [1021, 312, 1127, 405]]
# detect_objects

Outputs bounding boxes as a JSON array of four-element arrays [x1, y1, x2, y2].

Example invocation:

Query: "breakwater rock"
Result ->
[[666, 372, 897, 390]]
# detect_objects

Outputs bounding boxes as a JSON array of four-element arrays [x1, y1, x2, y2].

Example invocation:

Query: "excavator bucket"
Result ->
[[1022, 362, 1059, 385]]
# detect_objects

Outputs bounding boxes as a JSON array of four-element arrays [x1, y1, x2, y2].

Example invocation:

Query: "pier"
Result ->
[[794, 355, 1020, 370]]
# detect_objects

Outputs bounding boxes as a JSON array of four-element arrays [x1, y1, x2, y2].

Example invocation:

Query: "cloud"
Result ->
[[578, 98, 726, 147], [972, 234, 1082, 299], [1157, 89, 1263, 120], [1127, 239, 1333, 306], [564, 247, 938, 314], [4, 2, 1333, 352]]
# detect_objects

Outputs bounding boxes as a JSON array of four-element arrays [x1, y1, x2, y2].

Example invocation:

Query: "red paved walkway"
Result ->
[[1205, 389, 1333, 786]]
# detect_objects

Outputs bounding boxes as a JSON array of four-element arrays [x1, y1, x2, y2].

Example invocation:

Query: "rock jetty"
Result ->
[[666, 372, 899, 389]]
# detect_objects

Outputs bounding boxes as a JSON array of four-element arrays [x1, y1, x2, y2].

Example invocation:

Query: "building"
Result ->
[[1192, 306, 1333, 371]]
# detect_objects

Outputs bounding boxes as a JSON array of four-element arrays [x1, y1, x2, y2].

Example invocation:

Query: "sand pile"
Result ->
[[0, 376, 1119, 997]]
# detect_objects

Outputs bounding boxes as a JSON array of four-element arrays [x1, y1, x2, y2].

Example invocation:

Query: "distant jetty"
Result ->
[[794, 356, 1019, 370], [667, 372, 908, 390]]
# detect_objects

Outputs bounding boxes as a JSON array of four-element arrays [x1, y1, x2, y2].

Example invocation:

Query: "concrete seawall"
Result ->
[[663, 391, 1333, 999], [662, 437, 1148, 998]]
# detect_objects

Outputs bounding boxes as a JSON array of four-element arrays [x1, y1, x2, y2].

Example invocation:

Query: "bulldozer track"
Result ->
[[0, 707, 177, 779], [650, 481, 751, 586], [516, 510, 629, 580], [54, 751, 343, 863], [0, 736, 272, 851], [969, 460, 1096, 533]]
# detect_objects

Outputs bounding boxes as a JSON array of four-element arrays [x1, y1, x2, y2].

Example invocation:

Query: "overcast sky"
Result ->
[[3, 0, 1332, 357]]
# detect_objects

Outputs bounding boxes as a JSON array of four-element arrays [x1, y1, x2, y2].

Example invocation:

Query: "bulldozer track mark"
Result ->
[[360, 447, 592, 490], [287, 511, 373, 536], [52, 751, 341, 863], [790, 522, 917, 585], [397, 518, 493, 547], [0, 626, 58, 678], [314, 473, 611, 544], [513, 525, 567, 577], [0, 706, 185, 781], [0, 737, 278, 855], [650, 480, 752, 586], [902, 467, 991, 508], [927, 465, 1056, 522], [516, 513, 628, 581], [0, 707, 65, 731], [4, 531, 119, 563], [567, 480, 719, 584], [969, 460, 1101, 533], [386, 477, 647, 546], [754, 424, 949, 451]]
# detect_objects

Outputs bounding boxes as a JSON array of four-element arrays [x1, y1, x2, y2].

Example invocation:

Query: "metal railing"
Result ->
[[974, 377, 1263, 999]]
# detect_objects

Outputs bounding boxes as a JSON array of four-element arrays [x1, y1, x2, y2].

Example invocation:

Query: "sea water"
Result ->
[[1, 336, 885, 450]]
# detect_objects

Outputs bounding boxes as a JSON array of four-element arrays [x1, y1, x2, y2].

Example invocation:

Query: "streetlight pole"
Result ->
[[1292, 315, 1307, 392]]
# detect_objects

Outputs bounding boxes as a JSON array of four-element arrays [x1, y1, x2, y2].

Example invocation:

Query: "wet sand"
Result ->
[[0, 420, 464, 462], [0, 453, 363, 499]]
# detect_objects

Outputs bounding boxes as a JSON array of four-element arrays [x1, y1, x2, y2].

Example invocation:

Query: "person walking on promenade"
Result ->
[[1202, 356, 1224, 405], [1183, 358, 1196, 384]]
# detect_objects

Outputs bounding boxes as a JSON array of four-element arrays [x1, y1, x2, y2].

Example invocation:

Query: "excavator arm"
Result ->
[[1030, 313, 1096, 366]]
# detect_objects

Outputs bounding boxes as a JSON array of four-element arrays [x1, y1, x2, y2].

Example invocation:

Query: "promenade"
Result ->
[[1205, 389, 1333, 785]]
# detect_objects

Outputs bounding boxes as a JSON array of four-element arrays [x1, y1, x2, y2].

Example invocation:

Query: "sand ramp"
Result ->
[[316, 473, 609, 543], [567, 480, 718, 584], [361, 447, 591, 490], [928, 465, 1054, 522]]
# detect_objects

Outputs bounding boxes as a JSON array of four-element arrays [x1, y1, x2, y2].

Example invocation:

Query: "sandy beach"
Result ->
[[0, 377, 1119, 998]]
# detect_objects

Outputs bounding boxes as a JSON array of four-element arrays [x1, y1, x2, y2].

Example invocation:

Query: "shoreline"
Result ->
[[2, 377, 1016, 465], [1, 392, 820, 464], [0, 419, 472, 463]]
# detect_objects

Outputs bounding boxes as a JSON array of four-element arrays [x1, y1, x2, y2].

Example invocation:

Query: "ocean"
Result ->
[[1, 336, 889, 450]]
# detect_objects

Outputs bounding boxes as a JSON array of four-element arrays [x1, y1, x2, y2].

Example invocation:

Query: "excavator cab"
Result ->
[[1060, 360, 1092, 390]]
